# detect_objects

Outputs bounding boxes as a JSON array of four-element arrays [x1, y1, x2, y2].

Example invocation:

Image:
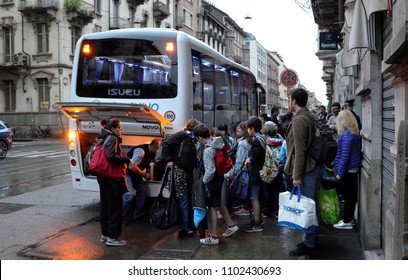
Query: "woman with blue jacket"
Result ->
[[333, 110, 362, 230]]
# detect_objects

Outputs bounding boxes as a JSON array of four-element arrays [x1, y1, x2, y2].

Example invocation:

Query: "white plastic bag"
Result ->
[[277, 187, 319, 234]]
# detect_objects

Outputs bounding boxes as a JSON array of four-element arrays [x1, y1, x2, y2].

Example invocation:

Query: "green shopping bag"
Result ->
[[319, 185, 341, 225]]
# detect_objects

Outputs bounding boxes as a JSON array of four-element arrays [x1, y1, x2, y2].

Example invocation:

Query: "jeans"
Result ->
[[177, 187, 192, 230], [123, 173, 146, 219], [299, 165, 324, 248]]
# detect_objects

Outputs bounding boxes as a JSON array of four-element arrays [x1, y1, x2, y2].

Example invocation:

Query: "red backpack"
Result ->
[[215, 145, 233, 176]]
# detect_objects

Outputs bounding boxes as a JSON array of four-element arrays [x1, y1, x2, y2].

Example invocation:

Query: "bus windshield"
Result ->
[[76, 38, 177, 99]]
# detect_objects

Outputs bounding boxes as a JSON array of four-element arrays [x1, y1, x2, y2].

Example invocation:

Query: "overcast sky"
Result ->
[[210, 0, 327, 103]]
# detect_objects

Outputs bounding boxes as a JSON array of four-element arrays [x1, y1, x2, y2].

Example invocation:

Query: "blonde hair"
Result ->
[[336, 110, 359, 136]]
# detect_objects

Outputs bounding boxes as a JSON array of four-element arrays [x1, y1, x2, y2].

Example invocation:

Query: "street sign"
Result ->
[[280, 69, 298, 88]]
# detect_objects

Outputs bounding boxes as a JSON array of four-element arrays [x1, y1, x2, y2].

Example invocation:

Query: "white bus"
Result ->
[[57, 28, 260, 196]]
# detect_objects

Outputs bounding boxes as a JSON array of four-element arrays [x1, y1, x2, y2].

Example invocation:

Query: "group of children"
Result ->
[[186, 116, 287, 245]]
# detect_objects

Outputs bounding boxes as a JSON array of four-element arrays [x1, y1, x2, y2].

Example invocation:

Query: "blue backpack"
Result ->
[[230, 166, 250, 202]]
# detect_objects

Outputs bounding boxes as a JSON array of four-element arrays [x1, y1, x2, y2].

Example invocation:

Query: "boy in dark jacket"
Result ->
[[244, 116, 265, 233]]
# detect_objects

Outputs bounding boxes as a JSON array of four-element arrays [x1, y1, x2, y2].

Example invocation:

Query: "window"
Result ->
[[94, 0, 101, 14], [183, 9, 193, 28], [3, 26, 14, 63], [37, 23, 49, 54], [38, 78, 50, 111], [3, 80, 16, 112], [71, 26, 81, 54]]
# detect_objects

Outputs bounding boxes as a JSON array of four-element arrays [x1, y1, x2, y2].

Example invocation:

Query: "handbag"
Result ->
[[277, 187, 319, 234], [88, 136, 126, 180], [149, 167, 179, 230]]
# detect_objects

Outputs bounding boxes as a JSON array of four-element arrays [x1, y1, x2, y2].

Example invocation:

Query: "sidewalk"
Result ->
[[145, 215, 366, 260]]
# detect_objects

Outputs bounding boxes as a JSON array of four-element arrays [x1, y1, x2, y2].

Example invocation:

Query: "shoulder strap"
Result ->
[[257, 136, 267, 150]]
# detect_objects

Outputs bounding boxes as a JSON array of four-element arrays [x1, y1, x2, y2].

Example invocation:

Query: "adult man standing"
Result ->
[[327, 102, 341, 138], [270, 106, 280, 126], [123, 139, 160, 224], [284, 88, 324, 256]]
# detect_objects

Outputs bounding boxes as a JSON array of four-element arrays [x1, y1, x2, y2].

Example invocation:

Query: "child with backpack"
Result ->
[[194, 124, 238, 245], [260, 121, 283, 218]]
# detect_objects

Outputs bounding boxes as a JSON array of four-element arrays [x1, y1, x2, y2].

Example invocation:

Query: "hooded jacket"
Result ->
[[202, 136, 225, 184]]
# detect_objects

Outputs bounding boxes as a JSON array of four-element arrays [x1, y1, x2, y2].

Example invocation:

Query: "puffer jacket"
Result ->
[[334, 129, 361, 177]]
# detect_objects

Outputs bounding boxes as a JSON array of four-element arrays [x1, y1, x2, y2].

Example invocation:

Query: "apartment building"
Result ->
[[0, 0, 298, 137], [312, 0, 408, 259]]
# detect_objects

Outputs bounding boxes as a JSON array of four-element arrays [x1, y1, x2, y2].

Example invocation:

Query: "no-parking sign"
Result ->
[[280, 69, 298, 88]]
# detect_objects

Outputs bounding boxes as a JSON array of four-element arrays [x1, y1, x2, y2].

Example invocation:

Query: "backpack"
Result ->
[[230, 166, 250, 202], [307, 119, 338, 165], [215, 146, 233, 175], [154, 142, 165, 163], [258, 136, 280, 183]]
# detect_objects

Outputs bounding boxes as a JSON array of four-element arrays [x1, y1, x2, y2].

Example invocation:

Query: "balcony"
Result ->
[[18, 0, 59, 21], [311, 0, 341, 32], [65, 1, 95, 26], [127, 0, 148, 7], [153, 0, 170, 21]]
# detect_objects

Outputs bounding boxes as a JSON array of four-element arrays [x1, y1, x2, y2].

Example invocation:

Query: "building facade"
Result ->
[[312, 0, 408, 259], [1, 0, 303, 138]]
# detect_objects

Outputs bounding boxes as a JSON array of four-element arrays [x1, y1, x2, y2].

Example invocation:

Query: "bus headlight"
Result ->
[[70, 150, 76, 157]]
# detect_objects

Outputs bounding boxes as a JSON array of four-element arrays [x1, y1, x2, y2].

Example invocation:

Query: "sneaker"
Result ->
[[200, 236, 219, 245], [289, 242, 314, 257], [100, 235, 107, 243], [105, 237, 127, 246], [234, 208, 251, 216], [333, 220, 353, 230], [244, 221, 263, 233], [222, 225, 239, 237], [262, 213, 270, 219], [217, 210, 223, 219]]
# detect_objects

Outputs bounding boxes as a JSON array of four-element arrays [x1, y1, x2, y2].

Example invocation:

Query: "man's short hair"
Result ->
[[332, 102, 341, 108], [291, 88, 308, 107], [246, 116, 262, 132], [271, 106, 279, 115], [150, 139, 160, 148]]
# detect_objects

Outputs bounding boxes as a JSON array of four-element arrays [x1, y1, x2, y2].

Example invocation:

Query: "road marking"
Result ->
[[7, 151, 68, 158]]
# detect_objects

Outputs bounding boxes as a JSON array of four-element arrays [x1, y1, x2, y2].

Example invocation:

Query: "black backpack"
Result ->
[[307, 119, 338, 165]]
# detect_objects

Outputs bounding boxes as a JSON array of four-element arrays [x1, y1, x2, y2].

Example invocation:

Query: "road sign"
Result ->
[[280, 69, 298, 88]]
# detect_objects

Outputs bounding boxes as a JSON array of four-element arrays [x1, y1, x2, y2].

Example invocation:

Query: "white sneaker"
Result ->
[[105, 237, 127, 246], [100, 235, 107, 243], [200, 236, 219, 245], [217, 211, 223, 219], [222, 225, 239, 237], [333, 220, 353, 230]]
